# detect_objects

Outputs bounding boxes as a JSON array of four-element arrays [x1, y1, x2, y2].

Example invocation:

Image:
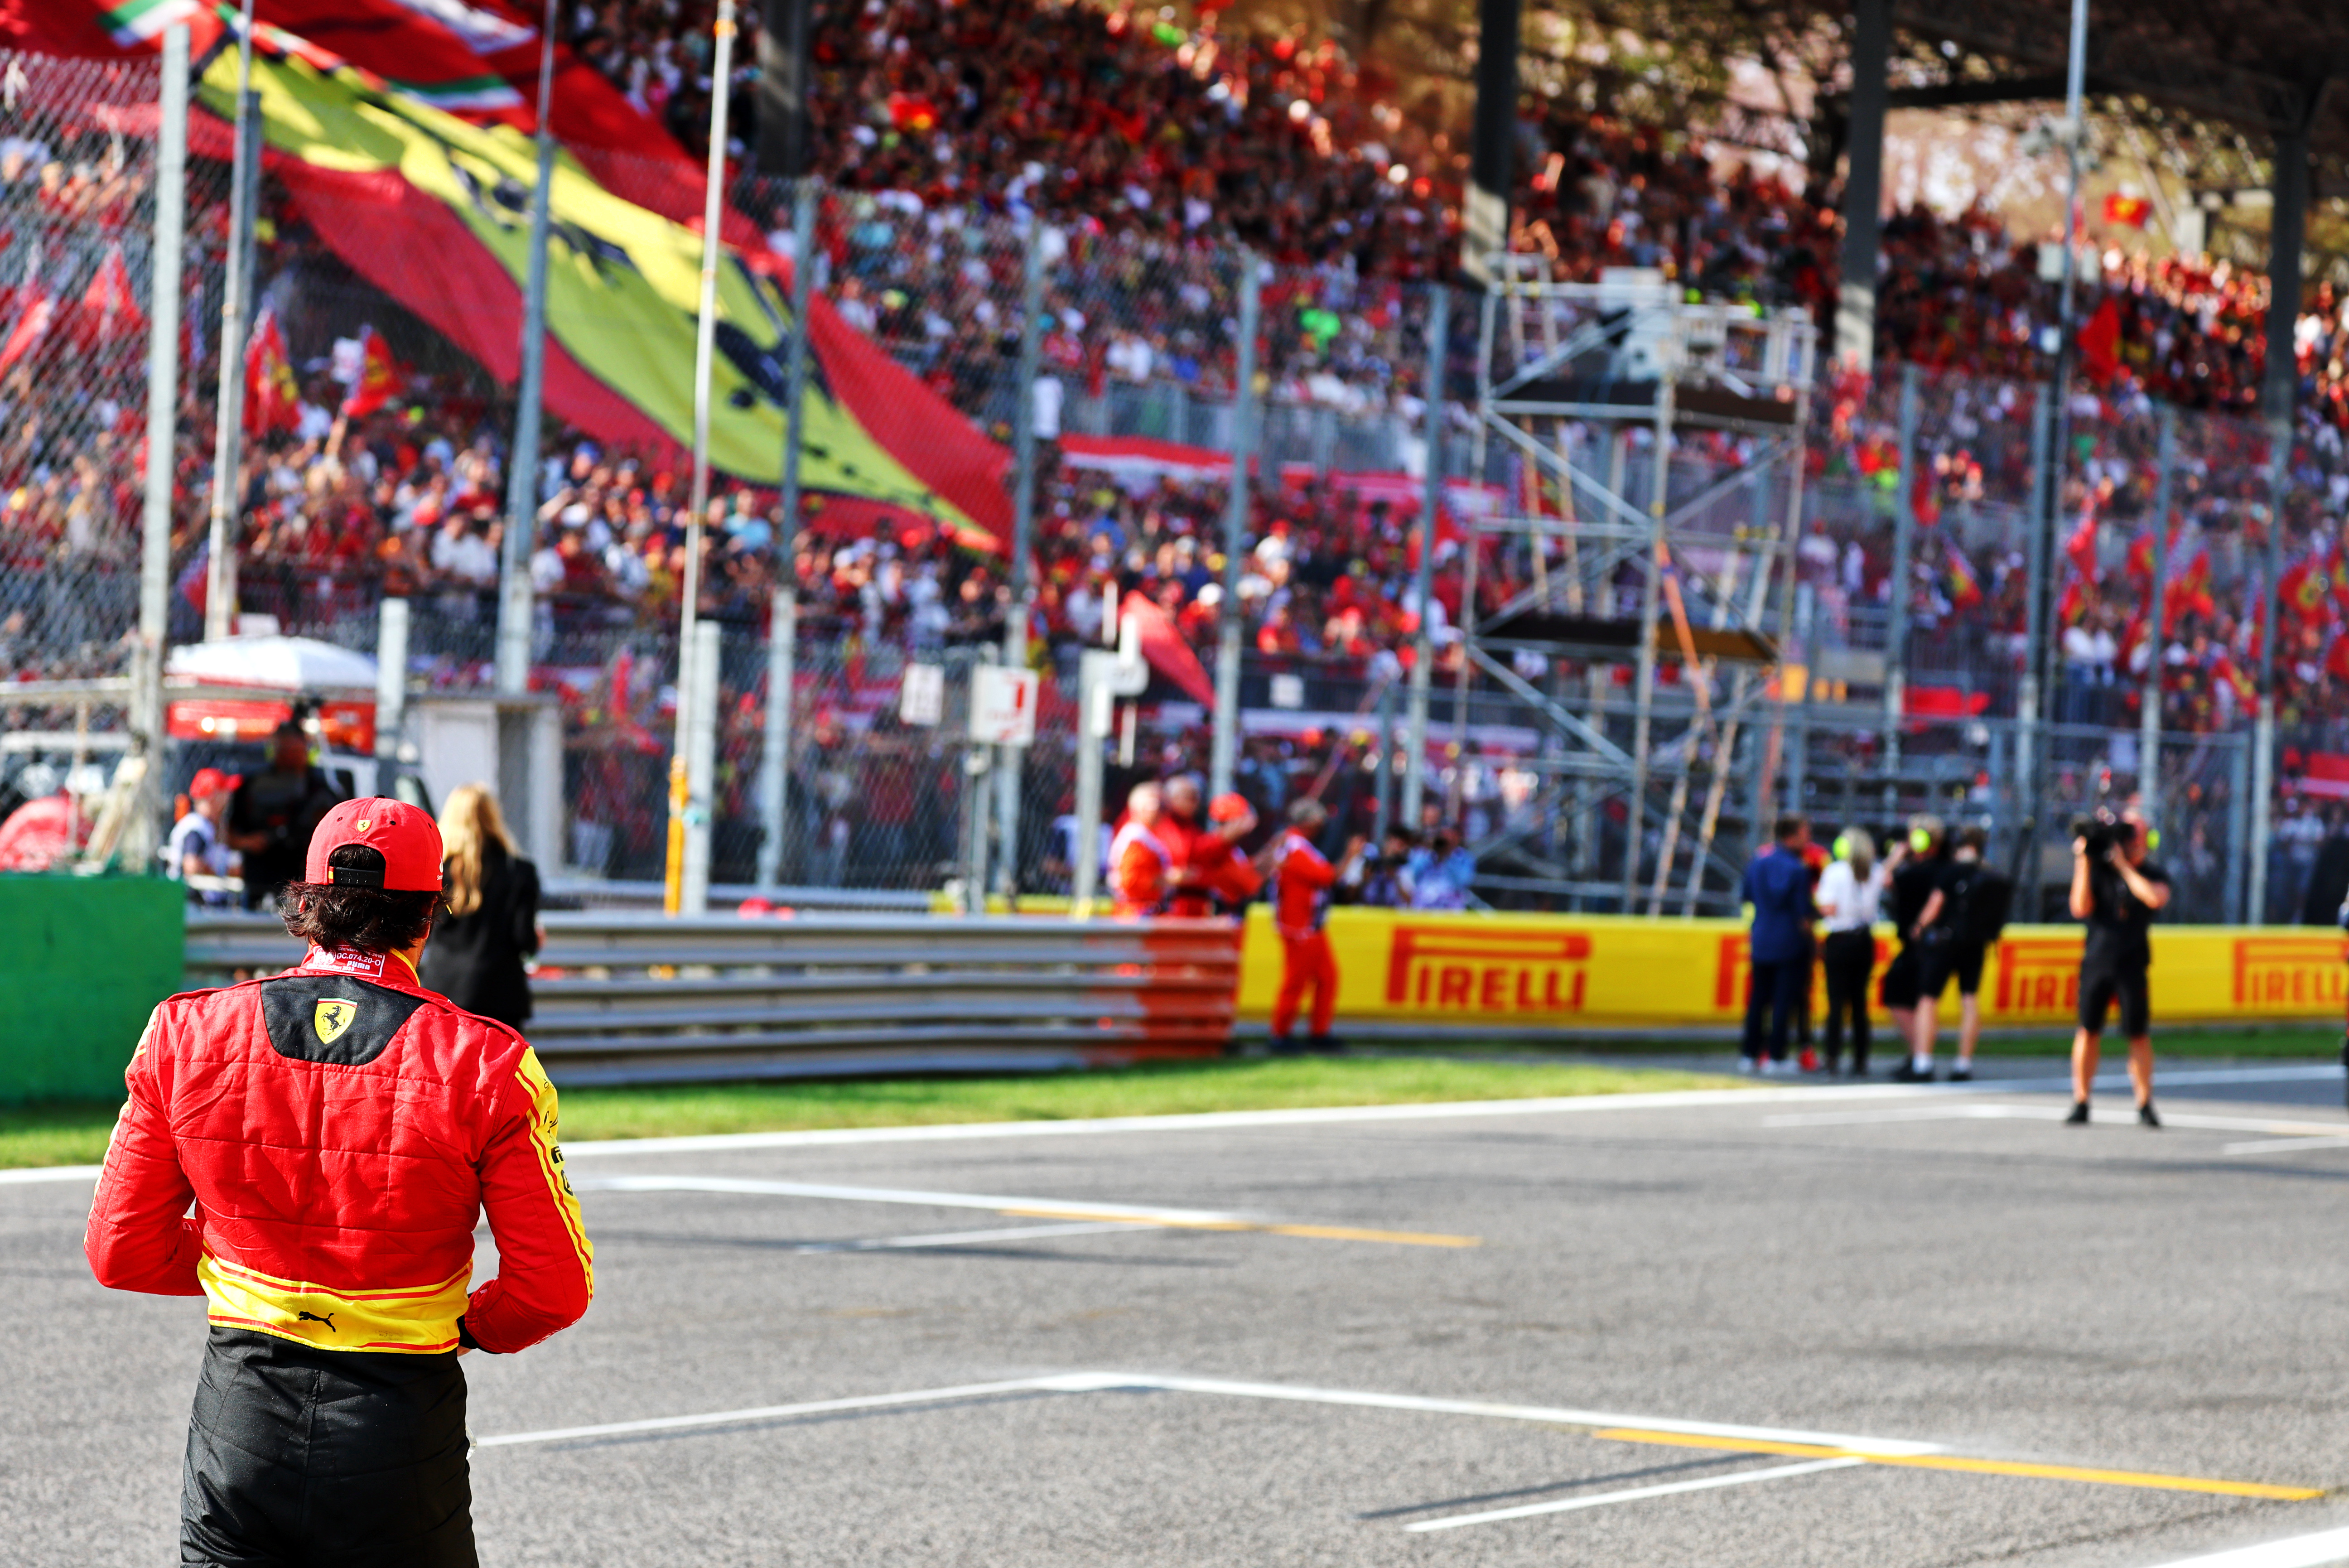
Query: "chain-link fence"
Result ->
[[7, 36, 2349, 922], [0, 51, 165, 681]]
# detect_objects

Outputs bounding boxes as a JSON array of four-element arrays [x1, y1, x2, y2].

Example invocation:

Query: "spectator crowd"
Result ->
[[13, 0, 2349, 894]]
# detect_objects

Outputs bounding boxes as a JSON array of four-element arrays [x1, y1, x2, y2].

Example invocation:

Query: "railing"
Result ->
[[184, 912, 1241, 1086]]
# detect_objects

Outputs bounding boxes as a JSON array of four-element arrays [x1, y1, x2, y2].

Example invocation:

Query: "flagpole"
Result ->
[[203, 0, 260, 643], [666, 0, 738, 916], [496, 0, 561, 699]]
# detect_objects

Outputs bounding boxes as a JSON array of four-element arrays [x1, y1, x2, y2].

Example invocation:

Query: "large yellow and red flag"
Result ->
[[187, 39, 998, 544]]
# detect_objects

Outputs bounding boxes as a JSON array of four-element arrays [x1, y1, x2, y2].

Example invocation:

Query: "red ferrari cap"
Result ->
[[188, 767, 234, 798], [1208, 791, 1253, 823], [304, 797, 444, 892]]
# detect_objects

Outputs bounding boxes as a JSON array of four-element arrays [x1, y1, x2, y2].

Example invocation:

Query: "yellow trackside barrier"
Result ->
[[1234, 907, 2349, 1031]]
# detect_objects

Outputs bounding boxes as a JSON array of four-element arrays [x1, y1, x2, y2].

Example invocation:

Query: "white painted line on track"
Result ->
[[2225, 1136, 2349, 1156], [5, 1066, 2337, 1189], [0, 1164, 102, 1185], [1082, 1372, 1946, 1453], [2133, 1067, 2344, 1087], [555, 1066, 2344, 1159], [1400, 1456, 1867, 1531], [1765, 1105, 2064, 1128], [1767, 1104, 2349, 1139], [555, 1089, 1864, 1158], [475, 1370, 1947, 1457], [569, 1173, 1250, 1226], [2139, 1527, 2349, 1568], [796, 1221, 1149, 1252], [476, 1375, 1107, 1448]]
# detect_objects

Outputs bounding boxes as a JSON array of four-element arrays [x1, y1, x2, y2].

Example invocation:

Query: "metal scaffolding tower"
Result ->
[[1461, 261, 1817, 915]]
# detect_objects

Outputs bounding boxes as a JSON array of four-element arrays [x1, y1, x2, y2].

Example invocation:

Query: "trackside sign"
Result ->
[[1230, 909, 2348, 1031], [1384, 926, 1592, 1014]]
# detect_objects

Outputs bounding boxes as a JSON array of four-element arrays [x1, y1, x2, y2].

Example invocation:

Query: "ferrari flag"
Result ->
[[195, 42, 994, 541]]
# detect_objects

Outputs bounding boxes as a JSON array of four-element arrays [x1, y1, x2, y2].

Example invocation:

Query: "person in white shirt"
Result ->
[[166, 767, 239, 907], [1814, 827, 1891, 1075]]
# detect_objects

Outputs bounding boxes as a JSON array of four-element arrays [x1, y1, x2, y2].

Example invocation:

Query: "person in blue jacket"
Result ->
[[1741, 815, 1818, 1073]]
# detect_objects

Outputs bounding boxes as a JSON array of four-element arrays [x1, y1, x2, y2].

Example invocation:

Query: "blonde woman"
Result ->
[[1814, 827, 1890, 1076], [417, 785, 542, 1030]]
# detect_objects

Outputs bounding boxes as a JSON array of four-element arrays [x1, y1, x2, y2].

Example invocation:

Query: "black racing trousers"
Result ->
[[182, 1328, 478, 1568]]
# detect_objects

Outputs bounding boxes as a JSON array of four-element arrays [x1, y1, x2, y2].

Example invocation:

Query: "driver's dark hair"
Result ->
[[278, 845, 440, 952]]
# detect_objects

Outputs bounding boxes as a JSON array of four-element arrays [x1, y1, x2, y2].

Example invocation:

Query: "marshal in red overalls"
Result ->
[[1269, 812, 1341, 1045]]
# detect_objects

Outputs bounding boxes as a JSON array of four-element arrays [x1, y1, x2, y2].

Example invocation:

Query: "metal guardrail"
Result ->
[[538, 878, 933, 912], [184, 912, 1241, 1086]]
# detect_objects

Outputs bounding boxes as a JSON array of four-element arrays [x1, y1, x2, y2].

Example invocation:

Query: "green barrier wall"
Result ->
[[0, 876, 186, 1105]]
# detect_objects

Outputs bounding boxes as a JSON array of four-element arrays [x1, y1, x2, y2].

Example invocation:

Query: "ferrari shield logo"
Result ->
[[314, 999, 359, 1045]]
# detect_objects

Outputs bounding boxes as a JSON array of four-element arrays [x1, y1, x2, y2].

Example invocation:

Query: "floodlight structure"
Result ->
[[1460, 259, 1816, 915]]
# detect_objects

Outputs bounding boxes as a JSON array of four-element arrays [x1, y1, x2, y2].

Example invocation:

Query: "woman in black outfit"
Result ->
[[418, 784, 541, 1031]]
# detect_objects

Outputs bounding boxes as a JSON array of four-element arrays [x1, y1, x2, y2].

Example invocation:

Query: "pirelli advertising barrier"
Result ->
[[1233, 909, 2349, 1031]]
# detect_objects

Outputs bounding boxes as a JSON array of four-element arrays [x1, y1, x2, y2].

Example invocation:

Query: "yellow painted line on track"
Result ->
[[1591, 1428, 2326, 1501]]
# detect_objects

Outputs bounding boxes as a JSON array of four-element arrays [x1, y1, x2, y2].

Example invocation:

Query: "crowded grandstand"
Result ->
[[0, 0, 2345, 916]]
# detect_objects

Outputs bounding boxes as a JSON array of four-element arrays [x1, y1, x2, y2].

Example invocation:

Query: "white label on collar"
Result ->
[[303, 945, 386, 980]]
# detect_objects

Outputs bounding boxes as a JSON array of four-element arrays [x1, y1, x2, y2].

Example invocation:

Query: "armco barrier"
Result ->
[[1232, 909, 2349, 1032], [1, 876, 185, 1104], [185, 913, 1240, 1086]]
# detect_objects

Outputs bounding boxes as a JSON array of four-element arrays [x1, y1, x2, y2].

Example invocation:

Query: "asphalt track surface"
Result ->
[[8, 1058, 2349, 1567]]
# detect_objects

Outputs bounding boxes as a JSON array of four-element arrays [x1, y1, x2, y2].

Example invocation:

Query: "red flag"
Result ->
[[886, 92, 938, 132], [2064, 505, 2100, 582], [2117, 609, 2147, 667], [2165, 548, 2214, 633], [2078, 297, 2123, 382], [2214, 654, 2255, 704], [340, 325, 400, 418], [1119, 594, 1215, 706], [78, 243, 145, 342], [0, 283, 55, 376], [2101, 193, 2152, 229], [244, 306, 301, 435], [1941, 538, 1982, 611]]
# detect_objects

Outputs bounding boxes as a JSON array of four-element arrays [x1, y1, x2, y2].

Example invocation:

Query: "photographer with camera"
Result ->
[[225, 721, 347, 910], [2068, 808, 2171, 1126]]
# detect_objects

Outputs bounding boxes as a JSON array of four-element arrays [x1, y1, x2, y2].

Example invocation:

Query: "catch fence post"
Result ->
[[757, 177, 818, 893], [1402, 283, 1447, 828], [998, 218, 1049, 898], [1884, 363, 1917, 769], [495, 0, 561, 700], [2139, 407, 2175, 836], [203, 16, 261, 645], [132, 24, 190, 870], [1209, 252, 1259, 798]]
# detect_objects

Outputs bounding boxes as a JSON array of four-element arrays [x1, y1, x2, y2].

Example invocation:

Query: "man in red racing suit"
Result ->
[[86, 796, 594, 1567]]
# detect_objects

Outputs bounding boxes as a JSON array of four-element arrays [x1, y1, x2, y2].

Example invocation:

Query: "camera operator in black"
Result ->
[[1882, 816, 1941, 1082], [2068, 808, 2171, 1125]]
